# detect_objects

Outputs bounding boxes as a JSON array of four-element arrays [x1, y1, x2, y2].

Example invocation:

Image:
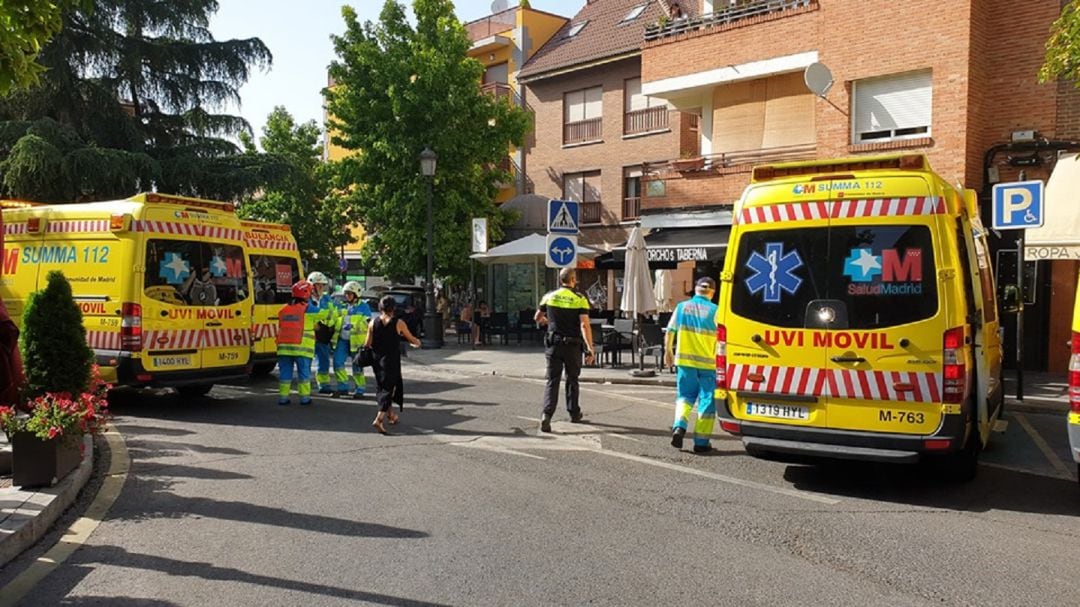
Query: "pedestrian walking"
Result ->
[[307, 271, 336, 394], [364, 295, 421, 434], [534, 268, 595, 433], [332, 281, 373, 398], [664, 277, 720, 453], [275, 281, 316, 406]]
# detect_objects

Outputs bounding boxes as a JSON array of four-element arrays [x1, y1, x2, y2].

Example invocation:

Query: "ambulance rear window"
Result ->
[[251, 254, 300, 305], [731, 225, 938, 329], [144, 240, 250, 306]]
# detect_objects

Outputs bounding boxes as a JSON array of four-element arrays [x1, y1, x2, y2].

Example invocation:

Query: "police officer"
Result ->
[[534, 268, 595, 433], [664, 277, 719, 453]]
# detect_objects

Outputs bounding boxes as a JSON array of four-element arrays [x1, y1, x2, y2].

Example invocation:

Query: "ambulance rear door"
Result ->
[[243, 223, 302, 361]]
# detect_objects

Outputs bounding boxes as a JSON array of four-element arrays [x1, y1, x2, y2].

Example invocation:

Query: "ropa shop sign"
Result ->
[[1024, 245, 1080, 261], [647, 247, 710, 263]]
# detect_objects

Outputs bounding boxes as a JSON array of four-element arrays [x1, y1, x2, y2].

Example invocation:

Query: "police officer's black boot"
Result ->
[[671, 427, 685, 449], [540, 414, 552, 433]]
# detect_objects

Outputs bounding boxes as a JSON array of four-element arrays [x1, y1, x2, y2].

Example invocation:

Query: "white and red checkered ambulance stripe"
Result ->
[[86, 330, 122, 351], [4, 223, 27, 235], [253, 323, 278, 340], [739, 197, 944, 225], [728, 364, 942, 403], [244, 237, 298, 251], [47, 219, 110, 233], [132, 221, 243, 242], [143, 328, 251, 350]]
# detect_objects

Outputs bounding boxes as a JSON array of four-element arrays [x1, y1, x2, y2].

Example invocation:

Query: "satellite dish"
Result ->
[[804, 62, 834, 98], [491, 0, 509, 13]]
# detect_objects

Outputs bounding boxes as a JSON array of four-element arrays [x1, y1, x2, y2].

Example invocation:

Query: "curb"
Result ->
[[0, 435, 93, 570]]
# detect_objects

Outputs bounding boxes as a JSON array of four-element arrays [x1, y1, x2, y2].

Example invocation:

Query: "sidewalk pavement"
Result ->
[[0, 435, 93, 569], [406, 341, 1069, 414]]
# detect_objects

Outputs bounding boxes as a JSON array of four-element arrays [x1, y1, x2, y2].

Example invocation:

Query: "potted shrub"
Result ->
[[0, 271, 108, 487], [671, 152, 705, 172]]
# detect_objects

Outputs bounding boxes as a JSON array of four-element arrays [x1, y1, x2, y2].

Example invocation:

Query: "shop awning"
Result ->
[[471, 233, 599, 265], [596, 226, 731, 269], [1025, 152, 1080, 261]]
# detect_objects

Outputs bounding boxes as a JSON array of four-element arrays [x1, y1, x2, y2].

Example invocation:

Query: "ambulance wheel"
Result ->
[[176, 384, 213, 399], [939, 428, 980, 483], [251, 362, 276, 377]]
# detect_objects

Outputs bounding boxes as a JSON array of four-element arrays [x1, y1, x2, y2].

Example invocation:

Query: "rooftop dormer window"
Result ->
[[623, 4, 648, 22], [566, 20, 588, 38]]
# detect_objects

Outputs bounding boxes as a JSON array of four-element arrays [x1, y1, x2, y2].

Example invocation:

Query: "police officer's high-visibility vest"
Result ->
[[539, 287, 590, 338], [276, 302, 316, 358], [668, 294, 718, 370], [336, 302, 371, 352]]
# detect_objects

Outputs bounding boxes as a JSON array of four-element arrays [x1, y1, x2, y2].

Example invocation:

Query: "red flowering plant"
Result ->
[[0, 365, 110, 447]]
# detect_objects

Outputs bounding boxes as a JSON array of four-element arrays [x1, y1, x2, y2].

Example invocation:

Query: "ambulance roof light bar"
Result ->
[[131, 192, 237, 214], [752, 154, 928, 182]]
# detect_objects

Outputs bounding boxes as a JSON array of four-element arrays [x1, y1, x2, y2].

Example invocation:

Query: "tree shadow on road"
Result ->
[[782, 460, 1080, 516], [30, 548, 451, 607]]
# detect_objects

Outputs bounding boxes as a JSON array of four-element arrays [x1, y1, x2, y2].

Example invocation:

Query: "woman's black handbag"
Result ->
[[354, 347, 375, 368]]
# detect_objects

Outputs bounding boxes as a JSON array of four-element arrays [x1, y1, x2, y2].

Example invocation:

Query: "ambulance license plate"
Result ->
[[153, 356, 192, 367], [746, 402, 809, 420]]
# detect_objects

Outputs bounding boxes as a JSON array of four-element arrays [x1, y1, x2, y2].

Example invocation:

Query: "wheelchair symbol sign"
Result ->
[[992, 181, 1044, 230]]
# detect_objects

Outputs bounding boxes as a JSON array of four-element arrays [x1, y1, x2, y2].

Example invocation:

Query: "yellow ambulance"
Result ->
[[715, 154, 1003, 480], [241, 220, 303, 376], [1068, 268, 1080, 485], [0, 193, 254, 397]]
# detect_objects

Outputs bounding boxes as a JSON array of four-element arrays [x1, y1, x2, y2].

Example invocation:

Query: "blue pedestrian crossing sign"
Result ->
[[992, 180, 1044, 230], [546, 234, 578, 268], [548, 199, 580, 234]]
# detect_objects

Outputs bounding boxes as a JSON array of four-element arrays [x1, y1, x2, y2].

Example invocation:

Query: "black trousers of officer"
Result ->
[[543, 340, 582, 417]]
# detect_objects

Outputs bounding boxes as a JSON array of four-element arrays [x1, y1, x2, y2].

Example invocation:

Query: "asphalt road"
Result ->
[[2, 366, 1078, 606]]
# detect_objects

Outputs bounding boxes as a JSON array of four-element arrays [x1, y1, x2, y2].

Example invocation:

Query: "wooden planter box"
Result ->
[[670, 157, 705, 172], [11, 431, 82, 488]]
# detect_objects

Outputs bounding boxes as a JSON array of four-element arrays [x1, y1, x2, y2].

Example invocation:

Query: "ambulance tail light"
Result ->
[[109, 213, 131, 232], [1069, 331, 1080, 413], [121, 302, 142, 352], [942, 327, 966, 404], [720, 420, 742, 435], [715, 324, 727, 389]]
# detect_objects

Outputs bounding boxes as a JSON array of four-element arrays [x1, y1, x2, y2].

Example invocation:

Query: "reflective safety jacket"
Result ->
[[336, 301, 372, 351], [276, 302, 316, 358], [312, 293, 337, 343], [538, 287, 590, 339], [667, 294, 718, 370]]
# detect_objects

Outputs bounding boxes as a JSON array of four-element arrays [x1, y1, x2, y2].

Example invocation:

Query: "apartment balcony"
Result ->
[[624, 106, 670, 136], [564, 118, 603, 146], [482, 82, 514, 102], [644, 0, 816, 43], [580, 200, 603, 225], [467, 9, 516, 52], [622, 196, 641, 221]]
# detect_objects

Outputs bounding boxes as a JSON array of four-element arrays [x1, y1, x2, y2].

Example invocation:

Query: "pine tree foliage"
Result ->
[[324, 0, 532, 281], [21, 271, 93, 397], [0, 0, 280, 202]]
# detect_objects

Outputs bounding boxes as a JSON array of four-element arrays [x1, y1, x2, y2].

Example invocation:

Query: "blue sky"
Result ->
[[209, 0, 584, 146]]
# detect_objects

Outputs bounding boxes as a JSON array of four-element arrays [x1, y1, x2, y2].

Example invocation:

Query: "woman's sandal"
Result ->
[[387, 412, 399, 425], [372, 418, 388, 434]]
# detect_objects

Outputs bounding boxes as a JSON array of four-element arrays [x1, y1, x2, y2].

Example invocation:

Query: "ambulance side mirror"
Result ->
[[1001, 284, 1020, 314]]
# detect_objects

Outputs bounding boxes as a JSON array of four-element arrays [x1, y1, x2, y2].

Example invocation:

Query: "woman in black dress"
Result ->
[[365, 295, 421, 433]]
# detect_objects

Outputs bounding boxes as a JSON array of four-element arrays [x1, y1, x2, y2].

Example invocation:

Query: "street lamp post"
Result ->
[[420, 147, 443, 348]]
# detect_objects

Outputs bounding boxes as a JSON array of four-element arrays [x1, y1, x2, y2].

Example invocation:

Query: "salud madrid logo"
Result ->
[[843, 247, 924, 295]]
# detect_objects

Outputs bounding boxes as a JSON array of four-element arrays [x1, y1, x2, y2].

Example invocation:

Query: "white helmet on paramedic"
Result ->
[[343, 281, 363, 297], [306, 271, 330, 285]]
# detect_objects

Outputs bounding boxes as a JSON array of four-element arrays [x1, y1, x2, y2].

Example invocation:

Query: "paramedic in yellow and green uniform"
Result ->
[[307, 271, 337, 394], [665, 277, 719, 453], [333, 281, 372, 398], [276, 281, 316, 406]]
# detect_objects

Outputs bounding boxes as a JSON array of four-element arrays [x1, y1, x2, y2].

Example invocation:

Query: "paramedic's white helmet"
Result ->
[[343, 281, 363, 297], [307, 271, 330, 285]]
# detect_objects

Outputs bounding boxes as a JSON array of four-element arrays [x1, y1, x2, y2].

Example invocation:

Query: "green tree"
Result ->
[[0, 0, 282, 202], [0, 1, 86, 95], [238, 106, 359, 275], [21, 271, 93, 397], [324, 0, 531, 281], [1041, 1, 1080, 86]]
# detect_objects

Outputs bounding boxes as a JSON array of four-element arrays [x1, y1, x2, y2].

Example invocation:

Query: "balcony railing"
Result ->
[[624, 106, 669, 136], [581, 201, 602, 225], [644, 0, 816, 42], [482, 82, 513, 101], [564, 118, 603, 145], [622, 196, 641, 220], [466, 9, 516, 41], [648, 143, 817, 173]]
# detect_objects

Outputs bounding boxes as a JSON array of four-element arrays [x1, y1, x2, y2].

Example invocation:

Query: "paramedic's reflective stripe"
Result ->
[[671, 295, 718, 370], [677, 353, 714, 367], [244, 237, 298, 251], [143, 328, 252, 350], [728, 364, 943, 403], [131, 220, 243, 241], [46, 220, 111, 233], [739, 197, 944, 225], [679, 325, 714, 336]]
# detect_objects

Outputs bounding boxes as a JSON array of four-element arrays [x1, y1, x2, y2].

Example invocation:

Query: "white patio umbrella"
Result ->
[[654, 269, 675, 313], [620, 227, 656, 373]]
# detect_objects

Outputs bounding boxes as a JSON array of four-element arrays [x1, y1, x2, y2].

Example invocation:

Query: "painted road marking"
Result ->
[[981, 461, 1074, 481], [459, 420, 839, 505], [0, 430, 131, 607], [513, 416, 643, 443], [1012, 412, 1074, 480]]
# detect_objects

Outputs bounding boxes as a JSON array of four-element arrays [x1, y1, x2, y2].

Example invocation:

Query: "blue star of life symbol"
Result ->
[[210, 255, 228, 277], [842, 248, 882, 283], [744, 242, 803, 303], [158, 252, 190, 285]]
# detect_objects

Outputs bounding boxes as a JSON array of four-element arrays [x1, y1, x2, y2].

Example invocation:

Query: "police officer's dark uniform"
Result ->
[[537, 283, 592, 432]]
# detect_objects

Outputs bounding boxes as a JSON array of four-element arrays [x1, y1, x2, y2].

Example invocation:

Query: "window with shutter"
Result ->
[[563, 86, 603, 144], [852, 70, 932, 144]]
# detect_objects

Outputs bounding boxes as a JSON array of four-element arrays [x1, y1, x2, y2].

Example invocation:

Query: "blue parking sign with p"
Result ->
[[992, 180, 1044, 230]]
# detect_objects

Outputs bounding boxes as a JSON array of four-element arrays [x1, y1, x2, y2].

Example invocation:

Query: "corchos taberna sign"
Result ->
[[646, 247, 709, 263]]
